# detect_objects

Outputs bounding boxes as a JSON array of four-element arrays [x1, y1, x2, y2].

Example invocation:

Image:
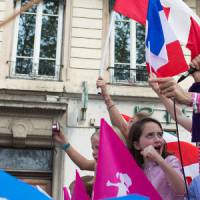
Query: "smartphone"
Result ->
[[52, 122, 60, 134]]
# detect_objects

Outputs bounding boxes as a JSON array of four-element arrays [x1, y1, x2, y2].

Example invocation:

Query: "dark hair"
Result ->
[[128, 117, 170, 168]]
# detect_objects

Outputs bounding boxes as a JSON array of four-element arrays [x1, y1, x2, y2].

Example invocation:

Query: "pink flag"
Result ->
[[71, 170, 90, 200], [63, 186, 71, 200], [161, 0, 200, 59], [114, 0, 148, 25], [93, 119, 162, 200]]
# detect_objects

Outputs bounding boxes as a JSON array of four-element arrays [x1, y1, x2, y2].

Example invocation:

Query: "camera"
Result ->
[[52, 122, 60, 134]]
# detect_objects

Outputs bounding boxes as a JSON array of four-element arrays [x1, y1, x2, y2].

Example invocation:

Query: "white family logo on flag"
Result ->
[[93, 119, 162, 200], [106, 172, 132, 197]]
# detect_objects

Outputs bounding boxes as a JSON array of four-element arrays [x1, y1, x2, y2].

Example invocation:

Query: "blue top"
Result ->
[[188, 175, 200, 200]]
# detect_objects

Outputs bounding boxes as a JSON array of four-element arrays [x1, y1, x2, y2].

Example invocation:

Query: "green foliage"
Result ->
[[109, 0, 116, 12]]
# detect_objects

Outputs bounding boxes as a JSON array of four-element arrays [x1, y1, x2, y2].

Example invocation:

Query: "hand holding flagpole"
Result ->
[[97, 11, 116, 94]]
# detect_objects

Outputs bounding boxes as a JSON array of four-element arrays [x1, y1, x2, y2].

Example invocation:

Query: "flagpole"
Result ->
[[0, 0, 42, 28], [148, 41, 152, 74], [97, 11, 116, 94]]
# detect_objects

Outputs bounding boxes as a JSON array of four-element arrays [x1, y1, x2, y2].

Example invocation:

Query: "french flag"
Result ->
[[114, 0, 189, 77], [145, 0, 188, 77], [161, 0, 200, 60]]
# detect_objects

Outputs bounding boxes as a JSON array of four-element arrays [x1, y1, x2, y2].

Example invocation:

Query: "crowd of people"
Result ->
[[53, 54, 200, 199]]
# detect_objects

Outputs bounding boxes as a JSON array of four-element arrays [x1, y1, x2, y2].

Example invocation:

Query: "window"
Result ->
[[0, 148, 53, 195], [11, 0, 64, 80], [109, 2, 148, 84], [0, 148, 52, 171]]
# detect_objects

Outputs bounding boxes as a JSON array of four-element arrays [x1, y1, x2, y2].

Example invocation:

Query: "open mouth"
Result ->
[[154, 146, 162, 153]]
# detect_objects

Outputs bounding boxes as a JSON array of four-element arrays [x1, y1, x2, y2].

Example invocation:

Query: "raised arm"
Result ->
[[152, 77, 193, 105], [53, 130, 95, 171], [142, 146, 186, 195], [149, 73, 192, 132], [96, 77, 129, 138]]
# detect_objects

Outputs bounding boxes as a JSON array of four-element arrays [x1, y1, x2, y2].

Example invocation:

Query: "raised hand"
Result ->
[[148, 73, 160, 93], [53, 130, 68, 145], [96, 77, 108, 96], [150, 77, 192, 105]]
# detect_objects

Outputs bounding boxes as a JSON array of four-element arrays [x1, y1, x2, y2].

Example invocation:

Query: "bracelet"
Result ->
[[62, 143, 70, 151], [108, 104, 115, 111]]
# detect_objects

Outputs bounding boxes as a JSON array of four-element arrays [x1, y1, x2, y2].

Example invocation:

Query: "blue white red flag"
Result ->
[[145, 0, 188, 77], [161, 0, 200, 60], [114, 0, 189, 77], [93, 119, 162, 200], [0, 169, 52, 200]]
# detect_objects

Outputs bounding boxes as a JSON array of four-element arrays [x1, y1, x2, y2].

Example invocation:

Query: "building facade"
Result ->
[[0, 0, 198, 199]]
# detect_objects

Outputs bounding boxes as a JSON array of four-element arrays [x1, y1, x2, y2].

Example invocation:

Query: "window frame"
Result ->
[[109, 12, 147, 84], [11, 0, 64, 80], [0, 147, 53, 195]]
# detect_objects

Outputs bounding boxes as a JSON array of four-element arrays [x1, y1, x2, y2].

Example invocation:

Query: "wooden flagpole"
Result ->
[[0, 0, 42, 28], [148, 41, 152, 73], [97, 11, 115, 94], [99, 11, 116, 78]]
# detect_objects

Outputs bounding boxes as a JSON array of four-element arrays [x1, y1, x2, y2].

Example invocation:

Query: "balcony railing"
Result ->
[[107, 64, 148, 85], [7, 61, 61, 81]]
